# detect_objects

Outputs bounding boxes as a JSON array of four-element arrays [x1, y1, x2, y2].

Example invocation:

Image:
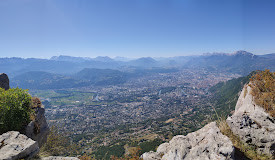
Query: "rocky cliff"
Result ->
[[24, 106, 50, 148], [0, 73, 79, 160], [227, 84, 275, 156], [142, 81, 274, 159], [0, 131, 39, 160], [0, 73, 9, 90]]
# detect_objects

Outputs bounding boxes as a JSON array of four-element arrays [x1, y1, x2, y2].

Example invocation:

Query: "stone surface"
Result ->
[[0, 73, 9, 90], [141, 122, 234, 160], [0, 131, 39, 160], [25, 107, 50, 148], [227, 84, 275, 156], [41, 156, 80, 160]]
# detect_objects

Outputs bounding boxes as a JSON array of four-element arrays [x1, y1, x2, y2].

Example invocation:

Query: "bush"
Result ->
[[138, 138, 163, 154], [93, 143, 125, 160], [0, 88, 32, 134]]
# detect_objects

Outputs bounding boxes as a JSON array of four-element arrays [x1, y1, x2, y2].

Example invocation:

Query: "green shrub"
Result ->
[[0, 88, 32, 134], [138, 138, 164, 154]]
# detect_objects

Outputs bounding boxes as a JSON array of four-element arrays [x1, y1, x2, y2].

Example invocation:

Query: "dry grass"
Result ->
[[31, 97, 42, 109], [111, 147, 142, 160], [79, 154, 95, 160], [217, 119, 273, 160], [249, 69, 275, 117], [216, 70, 274, 159]]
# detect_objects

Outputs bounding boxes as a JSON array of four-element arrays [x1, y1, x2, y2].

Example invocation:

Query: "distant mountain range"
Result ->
[[2, 51, 275, 87], [183, 51, 274, 74], [11, 71, 89, 90], [11, 67, 179, 89]]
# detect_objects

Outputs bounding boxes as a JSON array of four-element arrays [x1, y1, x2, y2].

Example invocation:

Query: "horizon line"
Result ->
[[0, 50, 274, 60]]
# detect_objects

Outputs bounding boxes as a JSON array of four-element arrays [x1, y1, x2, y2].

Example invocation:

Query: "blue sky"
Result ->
[[0, 0, 275, 58]]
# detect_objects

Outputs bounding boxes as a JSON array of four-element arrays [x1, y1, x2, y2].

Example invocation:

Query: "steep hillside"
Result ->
[[142, 70, 275, 160], [209, 72, 253, 117]]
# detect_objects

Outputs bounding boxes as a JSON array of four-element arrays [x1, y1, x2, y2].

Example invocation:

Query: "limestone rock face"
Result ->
[[41, 156, 80, 160], [141, 122, 234, 160], [0, 131, 39, 160], [0, 73, 9, 90], [25, 107, 50, 148], [227, 85, 275, 156]]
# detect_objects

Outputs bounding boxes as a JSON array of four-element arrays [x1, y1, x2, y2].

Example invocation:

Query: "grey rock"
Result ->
[[141, 151, 162, 160], [227, 84, 275, 156], [25, 107, 50, 148], [0, 73, 9, 90], [41, 156, 79, 160], [141, 122, 234, 160], [0, 131, 39, 160]]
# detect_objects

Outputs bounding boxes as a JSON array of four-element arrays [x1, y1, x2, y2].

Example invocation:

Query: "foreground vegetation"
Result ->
[[0, 88, 33, 134], [40, 126, 80, 157]]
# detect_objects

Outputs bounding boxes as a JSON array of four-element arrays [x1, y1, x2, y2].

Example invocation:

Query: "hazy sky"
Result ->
[[0, 0, 275, 58]]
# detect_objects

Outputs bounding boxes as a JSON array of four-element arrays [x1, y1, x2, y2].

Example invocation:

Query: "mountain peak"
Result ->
[[50, 55, 92, 62], [93, 56, 114, 62], [232, 50, 254, 57], [136, 57, 157, 62]]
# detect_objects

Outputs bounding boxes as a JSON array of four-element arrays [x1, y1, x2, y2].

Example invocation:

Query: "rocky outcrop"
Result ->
[[0, 131, 39, 160], [0, 73, 50, 148], [227, 84, 275, 156], [25, 107, 50, 148], [141, 122, 234, 160], [0, 74, 80, 160], [0, 73, 9, 90]]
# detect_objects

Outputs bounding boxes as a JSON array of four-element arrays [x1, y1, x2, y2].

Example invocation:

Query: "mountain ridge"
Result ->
[[1, 51, 274, 77]]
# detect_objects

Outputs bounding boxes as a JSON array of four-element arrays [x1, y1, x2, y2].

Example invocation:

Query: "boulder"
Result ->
[[0, 131, 39, 160], [0, 73, 9, 90], [25, 107, 50, 148], [227, 84, 275, 156], [141, 122, 234, 160]]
